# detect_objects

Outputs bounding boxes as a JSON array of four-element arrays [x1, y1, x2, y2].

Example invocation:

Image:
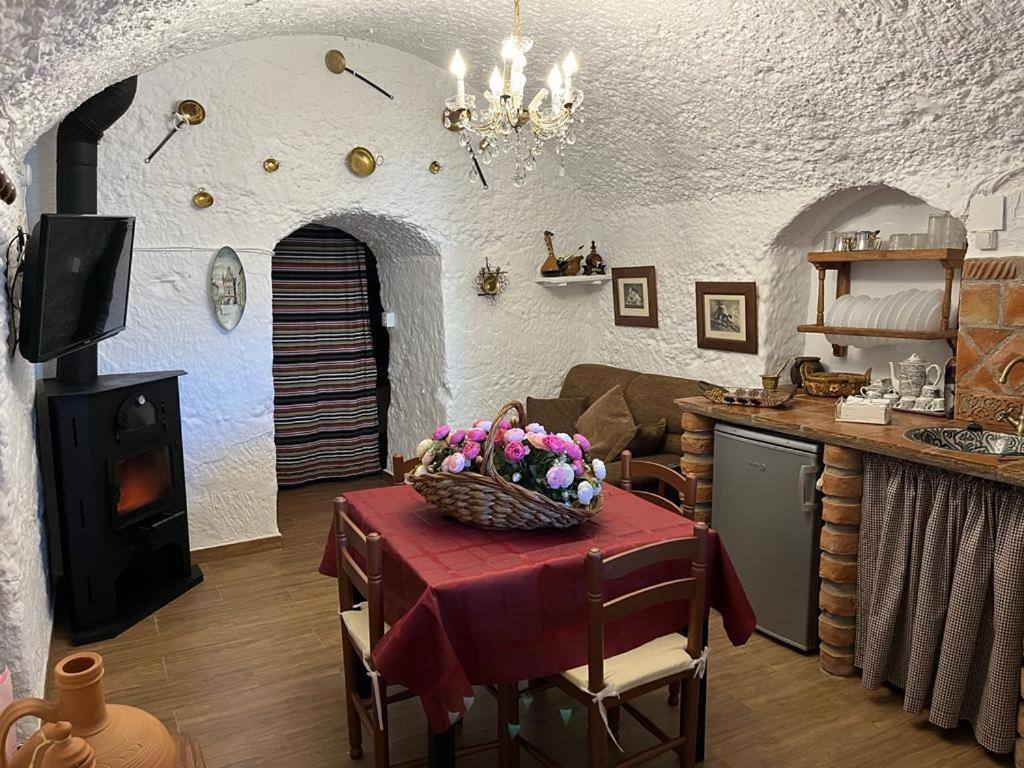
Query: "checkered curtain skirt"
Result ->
[[271, 224, 381, 487], [856, 454, 1024, 753]]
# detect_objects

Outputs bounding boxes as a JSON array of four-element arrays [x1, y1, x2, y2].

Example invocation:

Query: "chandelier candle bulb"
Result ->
[[563, 51, 578, 93], [450, 50, 467, 107], [502, 37, 516, 93], [489, 67, 504, 98], [548, 65, 563, 109]]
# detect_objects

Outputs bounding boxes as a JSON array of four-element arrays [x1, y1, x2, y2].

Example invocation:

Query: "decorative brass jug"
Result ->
[[0, 653, 177, 768]]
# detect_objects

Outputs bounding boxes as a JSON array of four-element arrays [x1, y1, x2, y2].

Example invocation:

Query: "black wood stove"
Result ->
[[36, 370, 203, 644]]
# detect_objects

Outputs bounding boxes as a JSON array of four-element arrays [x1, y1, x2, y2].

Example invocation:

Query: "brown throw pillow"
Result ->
[[526, 396, 588, 436], [626, 418, 667, 456], [574, 385, 638, 462]]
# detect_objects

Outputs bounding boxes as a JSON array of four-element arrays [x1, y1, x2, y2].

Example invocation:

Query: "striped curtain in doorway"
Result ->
[[272, 223, 381, 486]]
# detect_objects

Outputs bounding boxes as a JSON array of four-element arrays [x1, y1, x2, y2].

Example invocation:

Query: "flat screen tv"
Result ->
[[19, 214, 135, 363]]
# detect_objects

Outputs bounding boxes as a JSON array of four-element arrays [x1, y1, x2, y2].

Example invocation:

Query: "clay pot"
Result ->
[[0, 653, 177, 768]]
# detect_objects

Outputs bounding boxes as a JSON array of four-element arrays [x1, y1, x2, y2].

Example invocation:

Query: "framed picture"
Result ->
[[612, 266, 658, 327], [696, 281, 758, 354]]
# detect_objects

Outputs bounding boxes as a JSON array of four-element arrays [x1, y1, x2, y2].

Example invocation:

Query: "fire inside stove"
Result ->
[[114, 446, 173, 516]]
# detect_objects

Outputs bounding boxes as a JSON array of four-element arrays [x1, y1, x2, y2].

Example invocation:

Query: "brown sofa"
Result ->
[[554, 363, 702, 486]]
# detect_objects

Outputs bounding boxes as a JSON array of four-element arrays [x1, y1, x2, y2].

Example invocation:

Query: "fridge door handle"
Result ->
[[798, 464, 819, 513]]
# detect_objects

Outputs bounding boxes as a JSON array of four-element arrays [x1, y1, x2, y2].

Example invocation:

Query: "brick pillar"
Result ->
[[680, 413, 714, 524], [817, 444, 862, 677]]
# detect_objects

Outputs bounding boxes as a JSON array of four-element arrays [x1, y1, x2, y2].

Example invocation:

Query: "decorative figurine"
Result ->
[[583, 241, 605, 275], [540, 231, 562, 276]]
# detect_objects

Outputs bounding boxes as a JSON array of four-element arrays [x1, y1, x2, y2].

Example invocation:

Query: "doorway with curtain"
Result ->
[[271, 223, 390, 487]]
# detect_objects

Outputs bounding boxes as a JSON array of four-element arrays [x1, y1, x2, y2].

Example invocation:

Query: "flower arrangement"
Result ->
[[413, 418, 605, 507]]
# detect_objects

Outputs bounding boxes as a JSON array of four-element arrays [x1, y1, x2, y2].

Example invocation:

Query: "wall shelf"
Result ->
[[534, 274, 611, 287], [802, 247, 964, 357]]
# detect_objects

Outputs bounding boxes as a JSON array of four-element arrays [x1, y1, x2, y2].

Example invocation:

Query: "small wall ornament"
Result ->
[[144, 99, 206, 164], [324, 49, 395, 100], [262, 157, 280, 173], [209, 246, 246, 331], [475, 259, 509, 303], [192, 189, 214, 208], [347, 147, 382, 177]]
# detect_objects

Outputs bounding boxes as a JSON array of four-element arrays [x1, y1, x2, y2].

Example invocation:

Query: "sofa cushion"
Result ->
[[624, 373, 703, 441], [626, 418, 668, 457], [559, 364, 641, 405], [526, 396, 588, 436], [575, 386, 638, 462]]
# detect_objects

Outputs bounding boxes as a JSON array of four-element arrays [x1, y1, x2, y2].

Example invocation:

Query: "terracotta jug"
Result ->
[[0, 653, 177, 768], [20, 722, 94, 768]]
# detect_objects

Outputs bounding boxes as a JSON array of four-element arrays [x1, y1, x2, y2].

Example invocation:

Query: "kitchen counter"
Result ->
[[675, 393, 1024, 488]]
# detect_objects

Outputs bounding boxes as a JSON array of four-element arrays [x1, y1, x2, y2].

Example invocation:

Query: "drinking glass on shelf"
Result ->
[[822, 231, 839, 251], [888, 233, 911, 250], [927, 213, 951, 248], [910, 233, 929, 249]]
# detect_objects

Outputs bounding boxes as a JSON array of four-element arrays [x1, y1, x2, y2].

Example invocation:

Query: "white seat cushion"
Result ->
[[562, 633, 694, 694], [341, 608, 389, 660]]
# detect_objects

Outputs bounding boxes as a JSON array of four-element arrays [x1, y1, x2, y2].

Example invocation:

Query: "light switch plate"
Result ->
[[976, 230, 997, 250], [382, 311, 396, 328], [969, 195, 1005, 231]]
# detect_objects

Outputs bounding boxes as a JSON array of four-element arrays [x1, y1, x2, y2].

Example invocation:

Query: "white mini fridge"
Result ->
[[711, 423, 822, 651]]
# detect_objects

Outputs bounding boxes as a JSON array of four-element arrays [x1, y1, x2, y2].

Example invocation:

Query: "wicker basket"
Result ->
[[408, 400, 603, 530], [801, 365, 872, 398]]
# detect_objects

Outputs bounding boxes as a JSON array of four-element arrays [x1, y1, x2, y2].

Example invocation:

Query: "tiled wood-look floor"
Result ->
[[49, 476, 1009, 767]]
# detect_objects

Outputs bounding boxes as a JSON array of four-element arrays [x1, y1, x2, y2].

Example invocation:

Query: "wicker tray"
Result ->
[[698, 381, 796, 408], [408, 400, 603, 530], [801, 365, 872, 398]]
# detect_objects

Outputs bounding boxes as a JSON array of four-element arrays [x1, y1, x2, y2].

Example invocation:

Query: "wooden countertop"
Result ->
[[676, 394, 1024, 488]]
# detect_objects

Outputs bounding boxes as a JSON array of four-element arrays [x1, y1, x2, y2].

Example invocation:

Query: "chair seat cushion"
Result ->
[[561, 633, 693, 694], [341, 607, 389, 660]]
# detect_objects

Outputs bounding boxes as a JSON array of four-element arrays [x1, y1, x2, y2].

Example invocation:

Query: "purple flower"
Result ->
[[504, 441, 529, 462], [473, 420, 493, 432], [572, 459, 585, 476], [462, 441, 481, 461], [467, 427, 487, 442], [573, 434, 591, 452], [526, 422, 545, 434], [504, 428, 526, 443], [543, 434, 569, 454], [566, 443, 583, 461], [546, 463, 575, 490], [433, 425, 451, 440], [449, 428, 467, 445], [499, 419, 512, 430]]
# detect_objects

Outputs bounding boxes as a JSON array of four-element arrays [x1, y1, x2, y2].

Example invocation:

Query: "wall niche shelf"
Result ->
[[799, 247, 965, 357], [534, 274, 612, 287]]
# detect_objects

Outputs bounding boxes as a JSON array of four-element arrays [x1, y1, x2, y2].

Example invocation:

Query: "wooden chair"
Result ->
[[391, 452, 419, 485], [511, 526, 709, 768], [620, 450, 698, 520]]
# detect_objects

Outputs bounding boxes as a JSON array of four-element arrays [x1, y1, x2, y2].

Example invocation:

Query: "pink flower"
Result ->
[[543, 434, 569, 454], [499, 419, 512, 430], [493, 428, 506, 446], [504, 428, 526, 443], [573, 434, 591, 452], [546, 463, 575, 489], [467, 428, 487, 442], [526, 433, 547, 450], [566, 443, 583, 461], [526, 422, 545, 434], [462, 441, 481, 461], [442, 452, 467, 473], [572, 459, 585, 476], [472, 420, 493, 432], [433, 425, 451, 440], [449, 428, 467, 445], [504, 441, 529, 462]]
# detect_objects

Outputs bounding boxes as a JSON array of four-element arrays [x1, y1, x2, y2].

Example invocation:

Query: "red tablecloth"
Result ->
[[318, 484, 755, 731]]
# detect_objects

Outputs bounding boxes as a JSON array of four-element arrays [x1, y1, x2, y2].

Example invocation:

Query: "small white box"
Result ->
[[835, 397, 892, 425], [969, 195, 1005, 231], [382, 311, 396, 328]]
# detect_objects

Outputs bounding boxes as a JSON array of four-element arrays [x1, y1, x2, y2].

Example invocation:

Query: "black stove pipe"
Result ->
[[54, 76, 137, 384]]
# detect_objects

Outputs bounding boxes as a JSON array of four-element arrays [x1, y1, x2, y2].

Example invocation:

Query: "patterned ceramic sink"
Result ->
[[905, 426, 1024, 456]]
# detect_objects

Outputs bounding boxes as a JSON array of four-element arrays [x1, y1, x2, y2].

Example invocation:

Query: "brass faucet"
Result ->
[[997, 356, 1024, 435]]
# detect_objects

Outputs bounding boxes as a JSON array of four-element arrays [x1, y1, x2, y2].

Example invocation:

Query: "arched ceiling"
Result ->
[[3, 0, 1024, 206]]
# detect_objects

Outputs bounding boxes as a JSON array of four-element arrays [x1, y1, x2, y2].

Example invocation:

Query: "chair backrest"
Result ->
[[585, 524, 708, 695], [620, 450, 698, 519], [391, 453, 419, 485], [334, 495, 386, 650]]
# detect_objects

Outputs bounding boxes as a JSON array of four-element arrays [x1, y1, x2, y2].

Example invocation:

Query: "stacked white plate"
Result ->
[[825, 288, 945, 348]]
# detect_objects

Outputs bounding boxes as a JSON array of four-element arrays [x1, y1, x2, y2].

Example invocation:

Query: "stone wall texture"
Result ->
[[2, 0, 1024, 713]]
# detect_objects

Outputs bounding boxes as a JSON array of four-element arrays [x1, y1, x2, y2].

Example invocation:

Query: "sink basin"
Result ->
[[904, 426, 1024, 456]]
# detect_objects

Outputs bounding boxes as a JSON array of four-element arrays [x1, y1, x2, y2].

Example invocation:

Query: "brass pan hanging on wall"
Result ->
[[347, 147, 382, 177]]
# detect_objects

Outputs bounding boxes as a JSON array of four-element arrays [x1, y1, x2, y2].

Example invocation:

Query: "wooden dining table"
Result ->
[[319, 483, 756, 766]]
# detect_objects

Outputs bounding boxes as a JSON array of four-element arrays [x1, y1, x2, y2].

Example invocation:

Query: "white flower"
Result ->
[[577, 480, 595, 505], [512, 472, 522, 482], [593, 481, 602, 495], [415, 438, 433, 457], [593, 459, 606, 481], [421, 451, 434, 466], [415, 464, 428, 476]]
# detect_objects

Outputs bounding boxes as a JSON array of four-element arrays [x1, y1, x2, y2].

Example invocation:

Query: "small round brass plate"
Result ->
[[263, 158, 280, 173], [192, 190, 214, 208], [177, 99, 206, 125], [325, 49, 347, 75], [348, 146, 377, 177], [480, 274, 499, 294], [429, 160, 442, 175]]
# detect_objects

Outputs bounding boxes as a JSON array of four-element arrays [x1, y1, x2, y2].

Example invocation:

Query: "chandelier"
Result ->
[[444, 0, 583, 187]]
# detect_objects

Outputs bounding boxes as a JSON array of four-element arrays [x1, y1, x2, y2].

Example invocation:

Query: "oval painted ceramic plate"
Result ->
[[209, 246, 246, 331]]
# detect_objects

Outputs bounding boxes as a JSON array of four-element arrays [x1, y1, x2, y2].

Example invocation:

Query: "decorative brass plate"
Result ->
[[263, 158, 280, 173], [429, 161, 442, 175], [177, 100, 206, 125], [443, 107, 467, 132], [347, 147, 378, 177], [325, 50, 347, 75], [192, 190, 214, 208]]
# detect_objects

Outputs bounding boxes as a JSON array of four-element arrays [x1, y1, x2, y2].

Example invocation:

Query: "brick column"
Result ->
[[680, 413, 715, 524], [817, 444, 863, 677]]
